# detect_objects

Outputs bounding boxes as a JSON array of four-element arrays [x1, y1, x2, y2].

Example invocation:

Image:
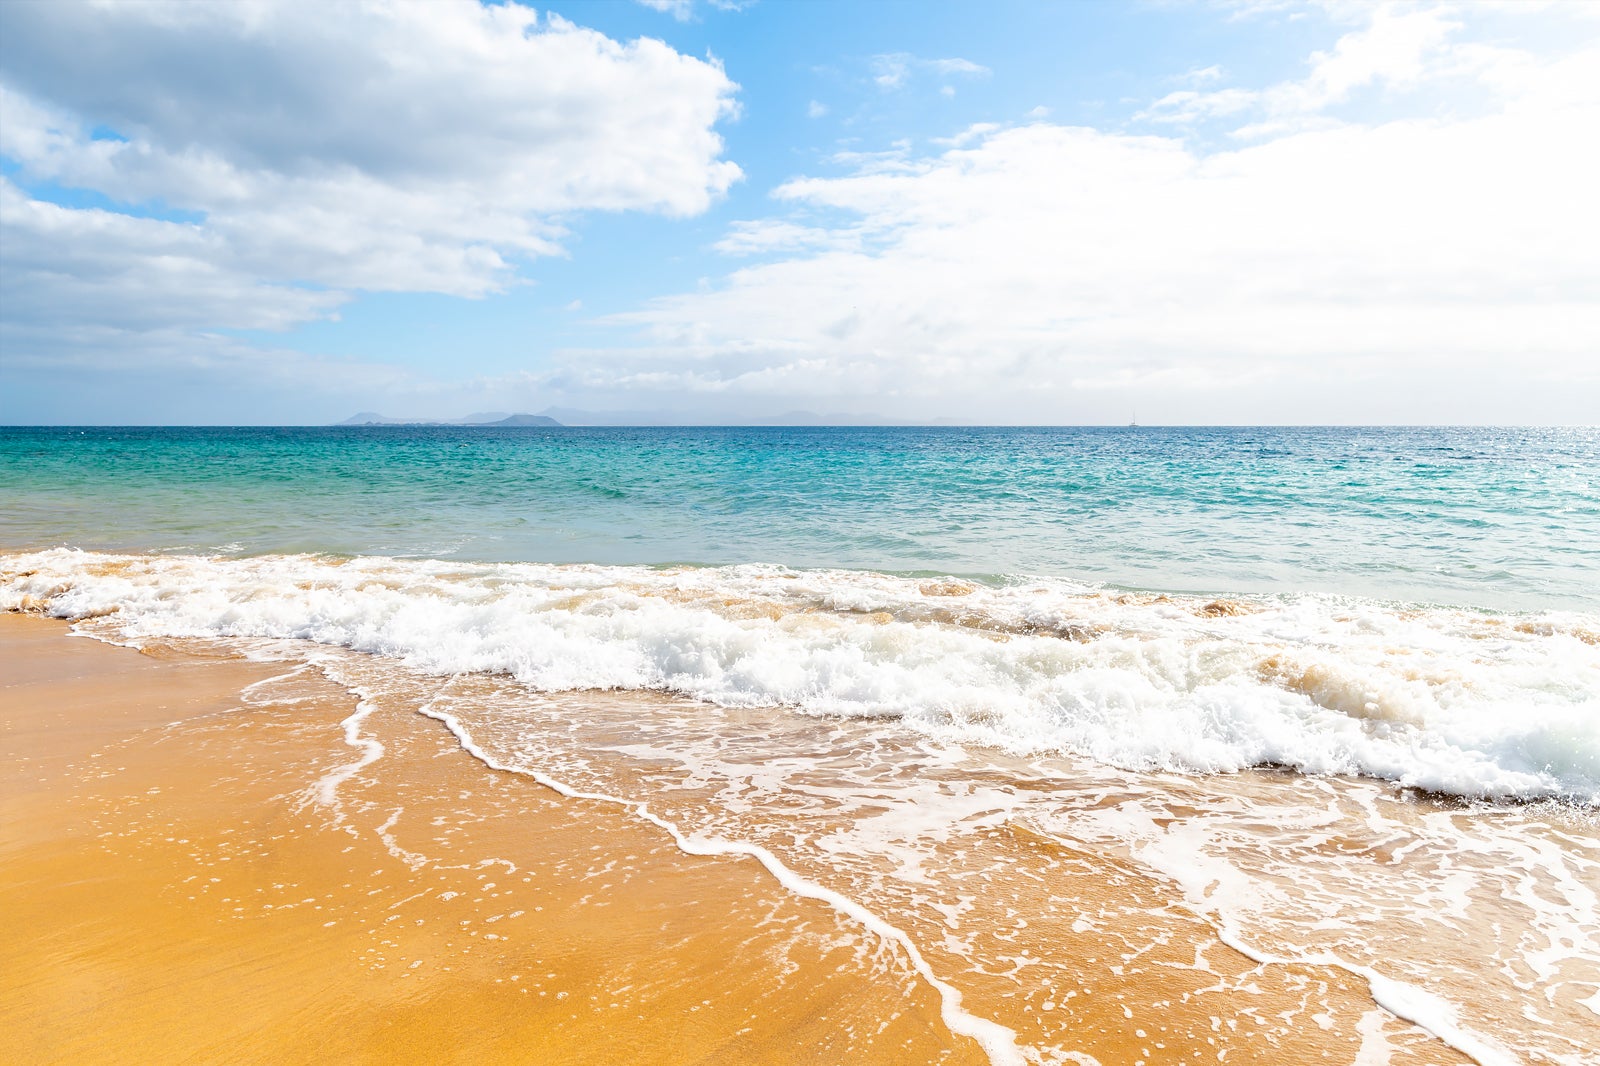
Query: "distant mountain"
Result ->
[[744, 410, 939, 427], [533, 406, 696, 426], [336, 412, 562, 427], [489, 413, 562, 426], [338, 409, 970, 428], [533, 406, 966, 426], [339, 411, 403, 425]]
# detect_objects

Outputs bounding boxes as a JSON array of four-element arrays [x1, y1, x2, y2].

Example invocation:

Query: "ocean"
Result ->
[[5, 425, 1598, 612], [3, 424, 1597, 1064]]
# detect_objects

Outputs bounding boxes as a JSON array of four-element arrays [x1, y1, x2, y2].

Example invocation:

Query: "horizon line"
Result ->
[[3, 422, 1596, 430]]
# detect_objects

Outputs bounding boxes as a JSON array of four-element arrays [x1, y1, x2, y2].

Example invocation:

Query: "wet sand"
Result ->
[[1, 616, 976, 1064], [2, 616, 1486, 1064]]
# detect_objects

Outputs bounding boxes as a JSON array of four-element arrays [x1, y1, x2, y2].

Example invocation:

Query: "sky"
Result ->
[[1, 0, 1596, 426]]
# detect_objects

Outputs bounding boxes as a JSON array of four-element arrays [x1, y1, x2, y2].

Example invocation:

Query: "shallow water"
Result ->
[[4, 425, 1598, 611], [6, 552, 1596, 805], [5, 552, 1598, 1064]]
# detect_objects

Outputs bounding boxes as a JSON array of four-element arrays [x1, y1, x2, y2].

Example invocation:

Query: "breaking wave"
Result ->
[[5, 548, 1597, 804]]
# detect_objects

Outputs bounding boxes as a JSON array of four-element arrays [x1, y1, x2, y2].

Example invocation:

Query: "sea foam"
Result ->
[[4, 548, 1597, 804]]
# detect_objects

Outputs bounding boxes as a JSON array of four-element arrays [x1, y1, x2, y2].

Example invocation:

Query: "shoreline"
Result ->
[[0, 616, 981, 1064], [6, 611, 1582, 1063]]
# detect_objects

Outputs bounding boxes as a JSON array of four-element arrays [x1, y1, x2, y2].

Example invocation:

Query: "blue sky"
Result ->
[[1, 0, 1596, 424]]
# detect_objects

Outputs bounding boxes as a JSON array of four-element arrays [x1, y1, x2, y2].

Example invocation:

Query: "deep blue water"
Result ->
[[3, 425, 1596, 610]]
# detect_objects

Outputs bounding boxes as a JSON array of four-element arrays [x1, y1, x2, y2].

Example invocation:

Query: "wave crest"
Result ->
[[5, 548, 1597, 804]]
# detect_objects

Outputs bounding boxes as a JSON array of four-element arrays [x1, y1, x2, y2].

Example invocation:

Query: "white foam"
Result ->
[[17, 548, 1586, 1061], [311, 688, 384, 814], [1036, 785, 1591, 1066], [413, 699, 1027, 1066], [1205, 922, 1518, 1066], [5, 548, 1597, 804]]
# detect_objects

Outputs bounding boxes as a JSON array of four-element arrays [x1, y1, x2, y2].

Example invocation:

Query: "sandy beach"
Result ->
[[7, 0, 1599, 1060], [1, 616, 980, 1064], [3, 613, 1516, 1064]]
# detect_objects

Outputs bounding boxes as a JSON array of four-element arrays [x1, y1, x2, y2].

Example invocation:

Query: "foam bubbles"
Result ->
[[4, 548, 1597, 804]]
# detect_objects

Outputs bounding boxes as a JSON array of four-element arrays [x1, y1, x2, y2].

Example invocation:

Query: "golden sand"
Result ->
[[1, 617, 976, 1064], [1, 617, 1473, 1064]]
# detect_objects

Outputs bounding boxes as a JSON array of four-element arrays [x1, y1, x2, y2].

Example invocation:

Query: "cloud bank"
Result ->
[[0, 0, 740, 377], [564, 4, 1599, 422], [3, 1, 1595, 423]]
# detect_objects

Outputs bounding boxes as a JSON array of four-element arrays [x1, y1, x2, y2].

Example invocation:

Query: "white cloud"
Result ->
[[1137, 86, 1259, 125], [569, 10, 1600, 422], [0, 177, 340, 335], [872, 54, 912, 91], [926, 58, 991, 77], [633, 0, 759, 11], [826, 140, 915, 173], [808, 99, 829, 118], [713, 219, 861, 257], [1138, 3, 1520, 138], [931, 123, 1002, 148], [635, 0, 694, 21], [871, 53, 990, 92], [0, 0, 740, 366]]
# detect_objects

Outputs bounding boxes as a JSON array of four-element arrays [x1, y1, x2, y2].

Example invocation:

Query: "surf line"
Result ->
[[1207, 919, 1515, 1066], [301, 658, 387, 826], [414, 697, 1029, 1066]]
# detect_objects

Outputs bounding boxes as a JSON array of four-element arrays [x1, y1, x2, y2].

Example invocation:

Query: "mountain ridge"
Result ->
[[336, 412, 562, 427]]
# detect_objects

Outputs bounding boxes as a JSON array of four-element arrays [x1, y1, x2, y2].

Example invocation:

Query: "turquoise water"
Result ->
[[3, 425, 1595, 610]]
